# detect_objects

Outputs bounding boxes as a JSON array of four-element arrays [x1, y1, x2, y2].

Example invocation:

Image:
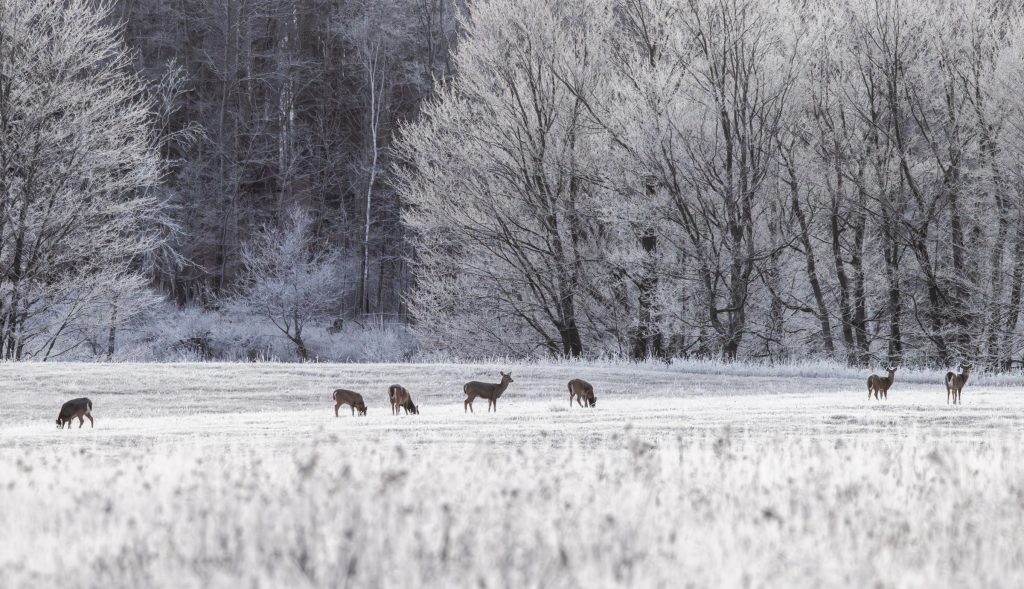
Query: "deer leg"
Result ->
[[77, 415, 84, 428], [335, 402, 341, 417], [86, 413, 93, 428], [351, 405, 355, 416]]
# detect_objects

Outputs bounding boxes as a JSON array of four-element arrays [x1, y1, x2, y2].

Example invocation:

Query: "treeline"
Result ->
[[0, 0, 461, 360], [113, 0, 462, 315], [398, 0, 1024, 367], [8, 0, 1024, 365]]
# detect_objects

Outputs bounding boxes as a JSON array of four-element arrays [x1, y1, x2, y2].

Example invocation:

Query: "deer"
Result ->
[[327, 318, 344, 335], [56, 398, 93, 430], [945, 362, 972, 405], [866, 364, 898, 401], [388, 384, 419, 415], [567, 378, 596, 408], [463, 371, 513, 413], [332, 389, 367, 417]]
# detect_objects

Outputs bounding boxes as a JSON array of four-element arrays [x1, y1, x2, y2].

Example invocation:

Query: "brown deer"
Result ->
[[388, 384, 419, 415], [56, 398, 93, 430], [567, 378, 596, 408], [945, 362, 972, 405], [333, 389, 367, 417], [464, 371, 513, 413], [866, 365, 898, 400], [327, 318, 344, 335]]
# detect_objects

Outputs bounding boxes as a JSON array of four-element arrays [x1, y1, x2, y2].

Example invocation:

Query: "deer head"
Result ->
[[500, 371, 513, 384]]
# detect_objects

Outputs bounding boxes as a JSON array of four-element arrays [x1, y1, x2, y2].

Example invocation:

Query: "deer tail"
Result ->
[[87, 399, 92, 412], [945, 372, 954, 387]]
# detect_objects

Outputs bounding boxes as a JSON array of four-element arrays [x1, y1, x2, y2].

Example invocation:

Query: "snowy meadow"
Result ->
[[2, 362, 1023, 588]]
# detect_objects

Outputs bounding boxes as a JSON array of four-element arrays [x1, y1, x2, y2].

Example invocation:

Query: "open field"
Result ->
[[2, 362, 1024, 587]]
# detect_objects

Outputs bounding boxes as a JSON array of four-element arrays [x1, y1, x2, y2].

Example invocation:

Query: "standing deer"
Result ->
[[463, 371, 513, 413], [388, 384, 419, 415], [866, 365, 898, 400], [332, 389, 367, 417], [945, 362, 972, 405], [567, 378, 596, 408], [56, 398, 93, 430]]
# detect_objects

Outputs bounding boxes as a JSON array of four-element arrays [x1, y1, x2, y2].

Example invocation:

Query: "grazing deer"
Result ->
[[945, 362, 972, 405], [567, 378, 596, 408], [464, 371, 513, 413], [866, 365, 898, 400], [333, 389, 367, 417], [388, 384, 419, 415], [56, 398, 93, 430], [327, 319, 344, 335]]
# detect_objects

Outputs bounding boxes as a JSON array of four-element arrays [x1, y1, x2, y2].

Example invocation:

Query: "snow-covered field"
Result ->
[[2, 361, 1023, 587]]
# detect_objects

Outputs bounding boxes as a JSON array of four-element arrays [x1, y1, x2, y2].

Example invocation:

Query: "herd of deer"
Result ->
[[867, 362, 973, 405], [332, 371, 599, 417], [51, 364, 974, 431]]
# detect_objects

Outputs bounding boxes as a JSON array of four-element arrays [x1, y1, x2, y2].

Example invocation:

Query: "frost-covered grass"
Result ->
[[2, 361, 1023, 587]]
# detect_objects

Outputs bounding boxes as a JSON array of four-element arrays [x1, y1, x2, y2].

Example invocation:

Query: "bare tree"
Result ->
[[225, 209, 341, 360], [0, 0, 165, 360]]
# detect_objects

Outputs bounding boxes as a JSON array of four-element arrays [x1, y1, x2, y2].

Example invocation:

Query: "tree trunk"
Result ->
[[790, 175, 834, 355], [105, 300, 118, 361], [360, 44, 383, 315], [883, 218, 903, 365], [632, 228, 662, 360]]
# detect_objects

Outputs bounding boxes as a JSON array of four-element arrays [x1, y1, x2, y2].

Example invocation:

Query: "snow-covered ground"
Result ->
[[2, 362, 1022, 587]]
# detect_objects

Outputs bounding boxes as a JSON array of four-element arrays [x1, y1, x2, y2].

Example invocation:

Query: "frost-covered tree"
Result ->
[[600, 0, 802, 360], [397, 0, 629, 358], [225, 209, 341, 361], [0, 0, 164, 360]]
